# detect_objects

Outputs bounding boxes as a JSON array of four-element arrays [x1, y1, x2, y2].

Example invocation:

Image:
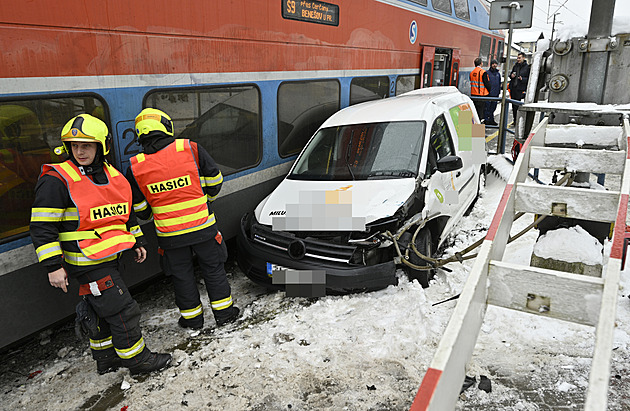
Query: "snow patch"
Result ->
[[545, 124, 622, 147], [487, 154, 513, 181], [533, 225, 603, 265]]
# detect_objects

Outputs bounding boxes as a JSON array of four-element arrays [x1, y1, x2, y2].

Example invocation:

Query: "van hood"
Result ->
[[255, 178, 416, 228]]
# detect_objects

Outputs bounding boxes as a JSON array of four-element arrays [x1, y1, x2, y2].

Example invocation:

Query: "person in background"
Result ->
[[30, 114, 171, 376], [469, 58, 490, 123], [509, 52, 530, 121], [126, 108, 240, 330], [484, 59, 502, 126]]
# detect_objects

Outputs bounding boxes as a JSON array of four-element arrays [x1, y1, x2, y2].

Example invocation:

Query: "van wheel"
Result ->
[[403, 228, 435, 288]]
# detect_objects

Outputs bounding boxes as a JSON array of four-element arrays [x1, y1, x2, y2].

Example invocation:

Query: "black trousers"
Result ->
[[511, 90, 525, 120], [472, 99, 485, 122], [81, 267, 150, 366], [162, 233, 235, 325]]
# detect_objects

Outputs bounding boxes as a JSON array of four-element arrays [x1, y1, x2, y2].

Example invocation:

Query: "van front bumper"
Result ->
[[236, 213, 397, 294]]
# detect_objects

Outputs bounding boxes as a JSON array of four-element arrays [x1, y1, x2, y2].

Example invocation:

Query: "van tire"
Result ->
[[403, 228, 435, 288]]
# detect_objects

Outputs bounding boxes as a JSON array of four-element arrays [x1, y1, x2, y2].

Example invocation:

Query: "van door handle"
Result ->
[[456, 172, 461, 177]]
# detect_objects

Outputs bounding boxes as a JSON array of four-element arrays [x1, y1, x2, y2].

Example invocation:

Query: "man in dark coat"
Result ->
[[484, 59, 501, 126], [509, 52, 530, 120]]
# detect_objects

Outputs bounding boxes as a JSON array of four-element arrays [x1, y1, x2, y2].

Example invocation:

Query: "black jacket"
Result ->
[[509, 61, 530, 93], [487, 67, 502, 97]]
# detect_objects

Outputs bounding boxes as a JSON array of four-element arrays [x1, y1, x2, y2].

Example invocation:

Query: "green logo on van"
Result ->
[[434, 189, 444, 203]]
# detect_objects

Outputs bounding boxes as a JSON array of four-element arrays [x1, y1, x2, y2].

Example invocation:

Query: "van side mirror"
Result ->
[[436, 155, 463, 173]]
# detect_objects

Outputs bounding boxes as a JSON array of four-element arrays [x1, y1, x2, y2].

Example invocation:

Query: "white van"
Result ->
[[237, 86, 485, 293]]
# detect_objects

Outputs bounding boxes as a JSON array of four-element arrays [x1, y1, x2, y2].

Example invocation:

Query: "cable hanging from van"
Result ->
[[386, 171, 576, 271]]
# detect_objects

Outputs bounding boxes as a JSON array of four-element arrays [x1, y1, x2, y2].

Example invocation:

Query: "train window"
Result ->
[[454, 0, 470, 20], [350, 76, 389, 105], [0, 95, 107, 240], [145, 85, 262, 176], [277, 80, 340, 157], [407, 0, 428, 6], [432, 0, 452, 15], [396, 75, 421, 95], [479, 35, 492, 65], [497, 40, 504, 61]]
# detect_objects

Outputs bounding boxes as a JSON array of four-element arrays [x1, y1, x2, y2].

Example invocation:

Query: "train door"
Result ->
[[433, 48, 454, 87], [421, 46, 435, 88], [450, 49, 461, 87]]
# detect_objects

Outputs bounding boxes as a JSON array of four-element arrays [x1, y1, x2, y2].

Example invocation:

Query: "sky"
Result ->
[[506, 0, 630, 43]]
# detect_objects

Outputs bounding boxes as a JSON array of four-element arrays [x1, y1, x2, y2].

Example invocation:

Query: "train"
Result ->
[[0, 0, 503, 350]]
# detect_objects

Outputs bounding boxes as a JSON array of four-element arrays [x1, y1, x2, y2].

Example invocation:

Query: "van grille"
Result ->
[[251, 224, 356, 263]]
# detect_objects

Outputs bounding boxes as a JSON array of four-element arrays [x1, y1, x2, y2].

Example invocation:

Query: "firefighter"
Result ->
[[30, 114, 171, 375], [126, 108, 239, 330]]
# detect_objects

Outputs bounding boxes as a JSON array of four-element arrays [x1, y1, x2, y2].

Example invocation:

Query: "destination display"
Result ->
[[282, 0, 339, 26]]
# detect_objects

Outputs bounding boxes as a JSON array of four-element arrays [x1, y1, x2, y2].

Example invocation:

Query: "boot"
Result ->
[[129, 352, 172, 376], [178, 316, 203, 330], [97, 355, 122, 375], [216, 306, 240, 327]]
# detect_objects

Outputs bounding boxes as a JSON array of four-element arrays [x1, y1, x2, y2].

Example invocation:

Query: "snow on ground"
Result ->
[[1, 172, 629, 410]]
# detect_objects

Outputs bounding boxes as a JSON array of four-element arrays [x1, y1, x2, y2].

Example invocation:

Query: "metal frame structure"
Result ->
[[410, 105, 630, 410]]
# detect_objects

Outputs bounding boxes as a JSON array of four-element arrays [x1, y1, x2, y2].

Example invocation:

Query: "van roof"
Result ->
[[320, 86, 467, 128]]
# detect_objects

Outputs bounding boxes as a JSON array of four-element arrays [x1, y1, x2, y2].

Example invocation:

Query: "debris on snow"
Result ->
[[556, 381, 577, 392]]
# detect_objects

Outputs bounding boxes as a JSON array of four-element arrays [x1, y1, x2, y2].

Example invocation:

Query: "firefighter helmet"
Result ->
[[58, 114, 110, 155], [134, 108, 174, 138]]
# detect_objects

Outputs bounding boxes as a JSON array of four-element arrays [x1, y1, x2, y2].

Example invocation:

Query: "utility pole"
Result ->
[[496, 3, 519, 153]]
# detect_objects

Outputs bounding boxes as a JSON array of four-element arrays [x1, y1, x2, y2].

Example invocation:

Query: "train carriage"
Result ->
[[0, 0, 502, 350]]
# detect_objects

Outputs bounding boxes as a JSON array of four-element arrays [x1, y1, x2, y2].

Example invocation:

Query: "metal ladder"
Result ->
[[410, 105, 630, 411]]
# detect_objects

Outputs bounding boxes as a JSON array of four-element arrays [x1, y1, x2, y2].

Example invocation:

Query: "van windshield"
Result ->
[[288, 121, 426, 180]]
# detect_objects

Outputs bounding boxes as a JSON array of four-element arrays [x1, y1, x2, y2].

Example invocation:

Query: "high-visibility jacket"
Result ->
[[470, 66, 489, 96], [39, 161, 136, 264], [129, 139, 215, 237]]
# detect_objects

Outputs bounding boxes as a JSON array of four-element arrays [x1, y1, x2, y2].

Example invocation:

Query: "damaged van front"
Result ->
[[237, 87, 484, 294]]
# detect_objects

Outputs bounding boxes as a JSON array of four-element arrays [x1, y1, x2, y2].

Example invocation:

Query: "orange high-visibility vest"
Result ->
[[470, 66, 489, 96], [130, 139, 214, 237], [40, 161, 136, 261]]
